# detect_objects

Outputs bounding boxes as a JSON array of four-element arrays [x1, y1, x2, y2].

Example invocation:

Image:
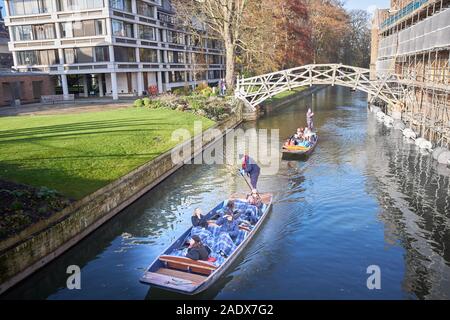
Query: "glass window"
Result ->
[[10, 0, 51, 16], [138, 25, 155, 41], [61, 22, 73, 38], [110, 0, 132, 12], [137, 1, 154, 17], [61, 19, 106, 38], [139, 48, 158, 63], [17, 49, 58, 65], [94, 46, 109, 62], [169, 71, 186, 83], [114, 46, 136, 62], [57, 0, 104, 11], [64, 48, 75, 64], [112, 19, 134, 38], [95, 20, 105, 35], [33, 24, 55, 40], [12, 25, 32, 41], [167, 31, 185, 45]]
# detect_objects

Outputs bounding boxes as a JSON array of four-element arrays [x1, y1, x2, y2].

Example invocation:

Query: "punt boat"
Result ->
[[140, 193, 273, 295], [282, 135, 319, 157]]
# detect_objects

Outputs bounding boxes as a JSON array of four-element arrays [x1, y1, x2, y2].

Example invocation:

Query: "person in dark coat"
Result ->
[[240, 154, 261, 189], [186, 235, 210, 261], [216, 214, 240, 240], [191, 208, 208, 228]]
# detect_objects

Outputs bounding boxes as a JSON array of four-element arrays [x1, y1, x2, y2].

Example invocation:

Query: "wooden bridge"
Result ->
[[235, 64, 404, 111]]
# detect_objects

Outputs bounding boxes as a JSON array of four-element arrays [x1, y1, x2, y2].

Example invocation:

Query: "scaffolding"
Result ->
[[373, 0, 450, 147]]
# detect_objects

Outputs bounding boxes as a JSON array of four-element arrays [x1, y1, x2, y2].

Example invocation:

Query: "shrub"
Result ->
[[143, 97, 151, 108], [201, 87, 213, 97], [37, 187, 59, 200], [134, 99, 144, 108], [195, 82, 209, 94], [172, 85, 192, 96]]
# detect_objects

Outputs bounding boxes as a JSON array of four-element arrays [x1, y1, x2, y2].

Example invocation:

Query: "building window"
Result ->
[[110, 0, 132, 12], [138, 25, 156, 41], [9, 0, 51, 16], [139, 48, 158, 63], [208, 70, 221, 79], [168, 71, 186, 83], [209, 54, 222, 65], [94, 46, 109, 62], [114, 46, 136, 62], [61, 19, 106, 38], [17, 49, 59, 65], [167, 51, 185, 64], [158, 12, 174, 24], [136, 1, 155, 17], [57, 0, 104, 11], [167, 30, 185, 45], [63, 46, 109, 64], [112, 19, 134, 38], [12, 23, 55, 41]]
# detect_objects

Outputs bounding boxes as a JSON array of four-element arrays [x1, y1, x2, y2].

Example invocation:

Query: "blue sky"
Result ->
[[343, 0, 390, 13], [0, 0, 391, 19]]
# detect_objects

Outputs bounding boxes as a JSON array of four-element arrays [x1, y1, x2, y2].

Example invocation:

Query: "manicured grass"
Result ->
[[266, 87, 306, 103], [0, 108, 214, 199]]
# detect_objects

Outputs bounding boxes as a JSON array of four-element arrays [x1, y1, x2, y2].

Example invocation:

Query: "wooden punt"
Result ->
[[282, 136, 319, 157], [140, 193, 273, 295]]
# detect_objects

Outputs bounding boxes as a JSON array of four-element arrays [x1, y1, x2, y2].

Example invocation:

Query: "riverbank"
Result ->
[[0, 99, 243, 295], [262, 85, 327, 111]]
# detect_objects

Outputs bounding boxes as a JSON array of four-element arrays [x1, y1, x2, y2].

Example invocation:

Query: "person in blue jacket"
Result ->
[[216, 213, 240, 240], [239, 154, 261, 189]]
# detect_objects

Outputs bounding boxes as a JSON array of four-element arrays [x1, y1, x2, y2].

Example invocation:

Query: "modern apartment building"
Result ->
[[371, 0, 450, 146], [3, 0, 226, 100]]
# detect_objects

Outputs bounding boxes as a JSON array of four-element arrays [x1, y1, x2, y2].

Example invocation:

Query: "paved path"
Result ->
[[0, 99, 135, 117]]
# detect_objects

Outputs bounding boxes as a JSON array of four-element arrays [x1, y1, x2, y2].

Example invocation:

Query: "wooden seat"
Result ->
[[155, 268, 207, 285], [159, 255, 217, 276]]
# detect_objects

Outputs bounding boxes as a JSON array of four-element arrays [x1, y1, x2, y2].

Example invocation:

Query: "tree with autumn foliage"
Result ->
[[307, 0, 350, 63], [238, 0, 312, 76], [172, 0, 249, 90]]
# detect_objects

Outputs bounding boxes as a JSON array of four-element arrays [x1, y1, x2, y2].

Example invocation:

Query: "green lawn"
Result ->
[[0, 108, 214, 199], [266, 87, 306, 103]]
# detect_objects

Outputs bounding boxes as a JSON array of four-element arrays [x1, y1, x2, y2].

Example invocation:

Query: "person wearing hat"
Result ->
[[239, 154, 261, 189], [216, 212, 240, 240], [186, 235, 210, 261]]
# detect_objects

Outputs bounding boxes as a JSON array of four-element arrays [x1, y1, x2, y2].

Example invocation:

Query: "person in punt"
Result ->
[[191, 208, 208, 228], [239, 154, 261, 189], [246, 189, 262, 208], [186, 235, 210, 261], [215, 213, 240, 241]]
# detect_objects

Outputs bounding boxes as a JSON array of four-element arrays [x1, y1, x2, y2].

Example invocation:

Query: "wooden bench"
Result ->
[[41, 94, 75, 104], [159, 255, 217, 276]]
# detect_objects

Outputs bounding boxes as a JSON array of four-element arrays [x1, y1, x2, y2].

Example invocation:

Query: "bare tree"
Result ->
[[172, 0, 249, 90]]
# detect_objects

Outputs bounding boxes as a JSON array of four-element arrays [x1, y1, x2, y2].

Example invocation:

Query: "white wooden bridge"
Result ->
[[235, 64, 404, 111]]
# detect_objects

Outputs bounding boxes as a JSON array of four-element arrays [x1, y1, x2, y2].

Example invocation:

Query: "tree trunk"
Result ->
[[225, 42, 235, 92]]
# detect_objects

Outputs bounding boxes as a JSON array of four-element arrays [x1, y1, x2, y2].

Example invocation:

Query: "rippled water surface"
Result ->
[[3, 86, 450, 300]]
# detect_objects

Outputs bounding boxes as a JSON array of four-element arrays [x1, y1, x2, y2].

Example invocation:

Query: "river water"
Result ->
[[3, 86, 450, 300]]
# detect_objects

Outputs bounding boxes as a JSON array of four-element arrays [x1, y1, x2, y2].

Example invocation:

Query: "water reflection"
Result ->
[[2, 86, 450, 300]]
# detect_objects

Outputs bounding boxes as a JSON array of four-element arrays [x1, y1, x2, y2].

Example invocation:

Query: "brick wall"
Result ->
[[0, 74, 55, 107]]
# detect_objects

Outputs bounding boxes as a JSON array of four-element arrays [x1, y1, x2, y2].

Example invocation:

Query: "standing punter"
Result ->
[[306, 107, 315, 130], [239, 154, 261, 189]]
